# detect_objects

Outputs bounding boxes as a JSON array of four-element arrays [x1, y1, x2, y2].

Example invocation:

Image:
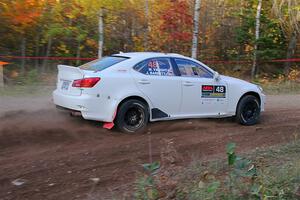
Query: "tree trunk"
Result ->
[[35, 34, 40, 70], [98, 8, 104, 59], [252, 0, 263, 80], [76, 40, 81, 66], [220, 0, 226, 60], [201, 8, 208, 55], [144, 0, 149, 51], [42, 37, 52, 73], [0, 65, 4, 87], [20, 37, 26, 75], [284, 30, 298, 76], [191, 0, 201, 59], [238, 0, 244, 58]]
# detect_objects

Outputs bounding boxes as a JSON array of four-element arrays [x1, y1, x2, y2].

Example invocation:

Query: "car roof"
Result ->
[[112, 52, 186, 59]]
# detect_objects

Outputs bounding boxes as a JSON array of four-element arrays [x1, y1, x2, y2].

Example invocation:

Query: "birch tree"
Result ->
[[191, 0, 201, 59], [144, 0, 149, 51], [98, 8, 104, 59], [77, 0, 124, 58], [252, 0, 263, 80]]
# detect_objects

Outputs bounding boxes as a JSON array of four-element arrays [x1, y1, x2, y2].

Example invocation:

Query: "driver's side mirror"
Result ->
[[213, 71, 221, 81]]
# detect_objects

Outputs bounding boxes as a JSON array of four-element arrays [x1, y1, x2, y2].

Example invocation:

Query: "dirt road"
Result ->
[[0, 94, 300, 200]]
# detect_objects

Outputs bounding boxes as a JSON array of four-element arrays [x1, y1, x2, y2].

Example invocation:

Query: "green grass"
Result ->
[[261, 81, 300, 95], [134, 140, 300, 200], [176, 141, 300, 200]]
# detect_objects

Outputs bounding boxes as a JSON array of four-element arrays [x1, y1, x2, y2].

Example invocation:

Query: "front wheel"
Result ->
[[115, 99, 149, 133], [236, 95, 261, 125]]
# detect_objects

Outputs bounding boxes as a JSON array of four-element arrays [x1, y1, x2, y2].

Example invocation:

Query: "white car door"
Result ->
[[174, 58, 228, 117], [131, 57, 182, 119]]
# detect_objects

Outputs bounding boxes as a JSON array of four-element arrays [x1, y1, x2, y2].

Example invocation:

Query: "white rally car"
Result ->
[[53, 52, 265, 133]]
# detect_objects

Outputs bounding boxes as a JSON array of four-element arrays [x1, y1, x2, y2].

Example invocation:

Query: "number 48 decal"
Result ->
[[215, 86, 225, 93]]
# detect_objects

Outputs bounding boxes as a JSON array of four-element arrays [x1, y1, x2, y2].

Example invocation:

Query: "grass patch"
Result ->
[[1, 68, 56, 97], [134, 141, 300, 199], [0, 85, 54, 97], [260, 81, 300, 95]]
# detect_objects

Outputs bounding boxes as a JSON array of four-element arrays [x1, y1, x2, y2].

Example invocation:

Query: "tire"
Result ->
[[115, 99, 149, 133], [236, 95, 261, 125]]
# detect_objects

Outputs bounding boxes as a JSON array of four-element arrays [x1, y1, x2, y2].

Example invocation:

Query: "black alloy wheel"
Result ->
[[115, 99, 149, 133], [236, 95, 261, 125]]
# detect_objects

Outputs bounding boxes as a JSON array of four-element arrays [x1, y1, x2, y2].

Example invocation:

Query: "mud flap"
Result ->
[[102, 109, 117, 130], [103, 122, 114, 129]]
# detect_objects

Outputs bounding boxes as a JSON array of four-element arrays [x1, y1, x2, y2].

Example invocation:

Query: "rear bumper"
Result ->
[[55, 105, 82, 116], [52, 90, 116, 122]]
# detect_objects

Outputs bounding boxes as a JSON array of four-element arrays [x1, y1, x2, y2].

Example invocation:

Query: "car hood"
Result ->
[[220, 75, 257, 88]]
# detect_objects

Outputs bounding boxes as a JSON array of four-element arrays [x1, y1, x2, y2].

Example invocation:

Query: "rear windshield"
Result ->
[[79, 56, 128, 71]]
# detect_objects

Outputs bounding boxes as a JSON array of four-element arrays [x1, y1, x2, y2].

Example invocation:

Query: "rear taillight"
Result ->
[[72, 77, 101, 88]]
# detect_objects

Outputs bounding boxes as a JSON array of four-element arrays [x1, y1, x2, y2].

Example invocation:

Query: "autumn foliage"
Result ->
[[3, 0, 43, 28], [0, 0, 299, 76], [159, 1, 193, 53]]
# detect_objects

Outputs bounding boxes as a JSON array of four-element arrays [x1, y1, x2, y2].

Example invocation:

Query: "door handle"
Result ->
[[183, 81, 194, 86], [138, 79, 150, 85]]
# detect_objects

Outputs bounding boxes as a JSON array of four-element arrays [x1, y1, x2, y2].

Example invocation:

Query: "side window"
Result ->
[[134, 58, 174, 76], [174, 58, 213, 78]]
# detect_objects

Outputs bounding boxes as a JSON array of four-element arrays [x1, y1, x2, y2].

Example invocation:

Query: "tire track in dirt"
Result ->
[[0, 95, 300, 200]]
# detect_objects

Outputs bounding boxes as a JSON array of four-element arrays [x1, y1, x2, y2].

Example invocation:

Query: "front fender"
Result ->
[[222, 75, 263, 115]]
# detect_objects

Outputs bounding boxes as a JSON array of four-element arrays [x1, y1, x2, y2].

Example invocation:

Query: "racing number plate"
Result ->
[[202, 85, 226, 98], [61, 80, 71, 90]]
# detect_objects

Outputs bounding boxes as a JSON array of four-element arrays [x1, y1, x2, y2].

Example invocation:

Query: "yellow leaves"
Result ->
[[273, 37, 279, 43], [132, 36, 145, 52], [288, 69, 300, 81], [86, 38, 97, 49], [76, 0, 124, 16], [245, 44, 254, 52], [57, 44, 70, 54], [258, 69, 300, 85], [64, 12, 76, 20]]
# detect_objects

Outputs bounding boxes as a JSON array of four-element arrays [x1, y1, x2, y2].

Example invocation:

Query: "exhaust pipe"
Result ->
[[70, 111, 82, 117]]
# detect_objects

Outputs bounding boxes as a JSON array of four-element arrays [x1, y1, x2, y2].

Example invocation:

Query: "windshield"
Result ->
[[79, 56, 128, 71]]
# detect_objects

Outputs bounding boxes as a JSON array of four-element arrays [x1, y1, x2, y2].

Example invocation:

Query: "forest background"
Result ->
[[0, 0, 299, 83]]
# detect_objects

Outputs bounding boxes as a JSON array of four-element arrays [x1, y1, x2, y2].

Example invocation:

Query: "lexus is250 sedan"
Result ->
[[53, 52, 265, 133]]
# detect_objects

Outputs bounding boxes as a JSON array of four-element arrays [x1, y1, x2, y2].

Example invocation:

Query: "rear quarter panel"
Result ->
[[81, 61, 153, 122]]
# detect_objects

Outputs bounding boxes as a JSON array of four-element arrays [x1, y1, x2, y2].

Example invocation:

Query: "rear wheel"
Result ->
[[236, 95, 260, 125], [115, 99, 149, 133]]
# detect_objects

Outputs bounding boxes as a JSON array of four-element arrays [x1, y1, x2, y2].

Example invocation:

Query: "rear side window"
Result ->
[[80, 56, 128, 71], [134, 58, 174, 76], [174, 58, 213, 78]]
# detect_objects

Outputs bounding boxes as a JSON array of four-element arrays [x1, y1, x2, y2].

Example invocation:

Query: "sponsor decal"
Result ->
[[146, 60, 159, 75], [146, 59, 173, 76], [202, 85, 226, 98]]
